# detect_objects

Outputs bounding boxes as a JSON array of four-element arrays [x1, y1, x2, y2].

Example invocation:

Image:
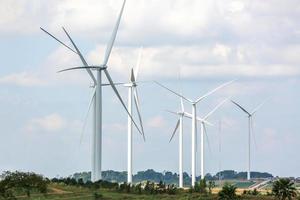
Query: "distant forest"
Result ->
[[72, 169, 273, 185]]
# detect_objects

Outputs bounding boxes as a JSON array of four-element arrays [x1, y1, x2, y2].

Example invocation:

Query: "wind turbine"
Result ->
[[123, 47, 145, 184], [197, 97, 230, 180], [231, 99, 268, 180], [167, 98, 211, 188], [41, 0, 143, 182], [155, 80, 235, 186]]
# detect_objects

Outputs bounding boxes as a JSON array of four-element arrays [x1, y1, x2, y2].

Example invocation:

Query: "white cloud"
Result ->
[[146, 116, 167, 129], [0, 0, 299, 85], [0, 72, 46, 87], [25, 113, 66, 133], [213, 44, 232, 60]]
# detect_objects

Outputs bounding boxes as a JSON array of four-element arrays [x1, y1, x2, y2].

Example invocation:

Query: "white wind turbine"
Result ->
[[231, 99, 268, 180], [197, 97, 230, 179], [41, 0, 143, 182], [156, 80, 235, 186], [167, 97, 212, 188], [123, 47, 145, 184]]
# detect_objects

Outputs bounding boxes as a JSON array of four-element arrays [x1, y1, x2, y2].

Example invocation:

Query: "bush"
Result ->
[[218, 183, 238, 200], [272, 178, 297, 200]]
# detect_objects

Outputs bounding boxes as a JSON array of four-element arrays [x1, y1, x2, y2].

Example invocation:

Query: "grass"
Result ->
[[15, 183, 278, 200]]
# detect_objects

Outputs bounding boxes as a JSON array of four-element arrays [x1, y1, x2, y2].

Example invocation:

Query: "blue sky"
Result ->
[[0, 0, 299, 178]]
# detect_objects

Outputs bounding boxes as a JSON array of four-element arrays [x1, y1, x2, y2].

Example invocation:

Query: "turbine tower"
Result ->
[[41, 0, 143, 182], [156, 80, 235, 186], [167, 98, 211, 188], [123, 47, 145, 184], [231, 99, 268, 180]]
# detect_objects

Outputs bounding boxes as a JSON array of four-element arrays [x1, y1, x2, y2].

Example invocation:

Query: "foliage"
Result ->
[[0, 171, 48, 199], [192, 178, 207, 194], [272, 178, 297, 200], [218, 183, 238, 200]]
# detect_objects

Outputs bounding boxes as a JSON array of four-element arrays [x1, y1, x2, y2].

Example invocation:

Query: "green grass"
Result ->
[[233, 181, 256, 188], [16, 184, 277, 200]]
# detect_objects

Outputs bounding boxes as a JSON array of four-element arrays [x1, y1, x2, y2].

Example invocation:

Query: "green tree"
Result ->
[[0, 171, 47, 198], [272, 178, 297, 200], [218, 183, 238, 200]]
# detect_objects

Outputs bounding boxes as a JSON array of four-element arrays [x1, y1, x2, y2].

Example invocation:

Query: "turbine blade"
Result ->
[[155, 81, 193, 103], [103, 69, 143, 136], [251, 98, 269, 115], [231, 100, 251, 116], [101, 82, 124, 86], [103, 0, 126, 66], [165, 110, 179, 116], [134, 46, 143, 80], [183, 112, 213, 126], [183, 112, 193, 119], [203, 124, 212, 155], [180, 97, 185, 112], [57, 66, 101, 73], [169, 119, 180, 143], [130, 68, 135, 82], [197, 117, 213, 126], [62, 27, 96, 84], [40, 27, 77, 54], [80, 88, 96, 145], [204, 97, 230, 120], [133, 88, 145, 141], [196, 79, 236, 103]]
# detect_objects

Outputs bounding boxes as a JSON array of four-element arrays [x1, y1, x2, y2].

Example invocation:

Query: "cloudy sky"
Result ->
[[0, 0, 299, 178]]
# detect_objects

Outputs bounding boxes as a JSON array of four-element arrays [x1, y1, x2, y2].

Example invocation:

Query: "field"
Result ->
[[15, 183, 278, 200]]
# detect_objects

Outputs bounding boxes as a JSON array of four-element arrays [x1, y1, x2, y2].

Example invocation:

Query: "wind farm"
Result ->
[[0, 0, 300, 199]]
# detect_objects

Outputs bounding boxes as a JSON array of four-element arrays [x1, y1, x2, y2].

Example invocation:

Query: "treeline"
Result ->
[[213, 170, 273, 180], [72, 169, 273, 185]]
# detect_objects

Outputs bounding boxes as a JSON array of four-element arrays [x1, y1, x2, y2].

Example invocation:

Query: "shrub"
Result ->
[[272, 178, 297, 200], [218, 183, 238, 200]]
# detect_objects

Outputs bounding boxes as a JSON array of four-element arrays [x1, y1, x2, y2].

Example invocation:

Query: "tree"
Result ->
[[218, 183, 238, 200], [272, 178, 297, 200], [0, 171, 48, 198]]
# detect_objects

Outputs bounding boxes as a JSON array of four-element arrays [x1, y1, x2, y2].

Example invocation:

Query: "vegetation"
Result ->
[[0, 171, 48, 199], [72, 169, 273, 185], [0, 170, 294, 200], [218, 183, 239, 200], [272, 178, 297, 200], [215, 170, 273, 180]]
